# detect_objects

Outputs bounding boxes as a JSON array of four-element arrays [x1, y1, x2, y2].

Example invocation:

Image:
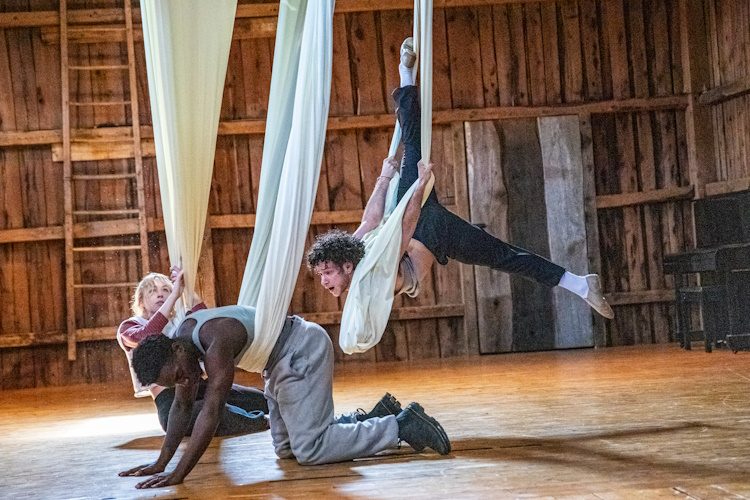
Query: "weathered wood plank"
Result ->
[[492, 5, 514, 107], [0, 1, 556, 29], [579, 0, 603, 100], [540, 3, 561, 104], [507, 4, 530, 106], [524, 3, 546, 106], [465, 121, 513, 353], [445, 8, 484, 109], [630, 0, 671, 344], [606, 289, 675, 306], [705, 176, 750, 196], [450, 122, 478, 356], [560, 0, 583, 102], [477, 5, 499, 107], [595, 185, 694, 209], [679, 0, 718, 197], [538, 115, 593, 348], [0, 210, 369, 244], [0, 95, 692, 148], [699, 75, 750, 105], [578, 114, 607, 347]]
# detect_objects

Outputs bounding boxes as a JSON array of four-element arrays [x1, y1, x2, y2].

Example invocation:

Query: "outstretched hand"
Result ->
[[134, 471, 184, 489], [120, 463, 184, 489], [119, 462, 165, 478]]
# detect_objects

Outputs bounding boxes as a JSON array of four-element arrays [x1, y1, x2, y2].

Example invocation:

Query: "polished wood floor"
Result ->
[[2, 345, 750, 499]]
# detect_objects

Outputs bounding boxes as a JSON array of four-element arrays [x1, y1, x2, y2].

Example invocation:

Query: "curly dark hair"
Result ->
[[132, 334, 174, 386], [306, 229, 366, 270]]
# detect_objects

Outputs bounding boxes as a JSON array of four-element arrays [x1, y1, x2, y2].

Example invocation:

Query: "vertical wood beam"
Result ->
[[465, 121, 514, 353], [60, 0, 77, 361], [451, 122, 479, 355], [124, 0, 150, 274], [579, 113, 607, 347], [538, 115, 594, 348], [502, 119, 556, 352], [679, 0, 717, 198]]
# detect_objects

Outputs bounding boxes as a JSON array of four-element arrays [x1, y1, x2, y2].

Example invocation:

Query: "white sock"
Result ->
[[557, 271, 589, 299], [399, 63, 414, 87]]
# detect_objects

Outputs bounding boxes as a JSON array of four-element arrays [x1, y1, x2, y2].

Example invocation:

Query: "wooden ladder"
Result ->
[[59, 0, 149, 360]]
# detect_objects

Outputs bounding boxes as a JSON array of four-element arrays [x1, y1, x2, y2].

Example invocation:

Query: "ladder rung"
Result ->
[[73, 173, 137, 180], [74, 282, 138, 289], [73, 209, 139, 216], [69, 64, 130, 71], [73, 245, 142, 253], [69, 100, 132, 106]]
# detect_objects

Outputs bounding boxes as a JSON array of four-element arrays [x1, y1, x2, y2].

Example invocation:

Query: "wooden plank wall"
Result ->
[[0, 0, 703, 389], [705, 0, 750, 188]]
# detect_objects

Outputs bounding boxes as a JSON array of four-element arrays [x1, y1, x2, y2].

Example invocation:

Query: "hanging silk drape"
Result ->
[[140, 0, 237, 315], [338, 0, 435, 354], [236, 0, 334, 373]]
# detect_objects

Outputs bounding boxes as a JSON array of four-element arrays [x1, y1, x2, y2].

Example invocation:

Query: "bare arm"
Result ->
[[353, 157, 400, 239], [167, 353, 233, 483], [399, 160, 433, 256], [118, 379, 198, 481]]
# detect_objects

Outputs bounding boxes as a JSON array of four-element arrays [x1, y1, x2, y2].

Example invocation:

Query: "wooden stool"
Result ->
[[676, 285, 727, 352]]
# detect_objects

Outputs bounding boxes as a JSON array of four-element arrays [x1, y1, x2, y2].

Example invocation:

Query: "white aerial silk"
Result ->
[[140, 0, 237, 316], [142, 0, 333, 372], [338, 0, 435, 354], [236, 0, 334, 372]]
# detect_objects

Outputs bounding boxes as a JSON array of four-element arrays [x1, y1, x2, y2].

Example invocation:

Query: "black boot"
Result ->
[[396, 402, 451, 455], [355, 393, 402, 422]]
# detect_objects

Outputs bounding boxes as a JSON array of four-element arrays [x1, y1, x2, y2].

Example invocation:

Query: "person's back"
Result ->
[[174, 305, 257, 368]]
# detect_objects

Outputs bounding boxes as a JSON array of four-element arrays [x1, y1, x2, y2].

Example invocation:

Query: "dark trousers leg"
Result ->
[[437, 206, 566, 287], [392, 86, 565, 287], [226, 383, 269, 414], [154, 381, 269, 436], [393, 85, 438, 204]]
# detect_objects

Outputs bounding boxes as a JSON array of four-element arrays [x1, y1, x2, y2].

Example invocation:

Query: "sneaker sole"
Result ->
[[380, 392, 402, 416], [406, 403, 451, 455]]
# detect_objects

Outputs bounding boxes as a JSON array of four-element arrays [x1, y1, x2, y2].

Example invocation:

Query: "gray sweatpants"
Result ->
[[262, 316, 399, 465]]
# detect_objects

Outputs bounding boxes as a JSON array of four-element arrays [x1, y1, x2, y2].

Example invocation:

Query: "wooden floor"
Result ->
[[2, 345, 750, 499]]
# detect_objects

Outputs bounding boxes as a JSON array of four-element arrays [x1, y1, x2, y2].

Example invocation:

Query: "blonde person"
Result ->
[[117, 267, 268, 436]]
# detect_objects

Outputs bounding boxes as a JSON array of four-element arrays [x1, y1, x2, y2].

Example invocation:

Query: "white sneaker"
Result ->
[[583, 274, 615, 319]]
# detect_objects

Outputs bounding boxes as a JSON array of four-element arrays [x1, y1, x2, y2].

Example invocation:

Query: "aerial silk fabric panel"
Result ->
[[339, 0, 434, 354], [140, 0, 237, 312], [236, 0, 334, 373]]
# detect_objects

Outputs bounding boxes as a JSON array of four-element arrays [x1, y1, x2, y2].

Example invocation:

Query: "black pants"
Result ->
[[154, 379, 269, 436], [393, 85, 565, 287]]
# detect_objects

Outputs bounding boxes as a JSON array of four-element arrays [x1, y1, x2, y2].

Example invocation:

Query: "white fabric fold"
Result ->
[[140, 0, 237, 318], [236, 0, 334, 372], [339, 0, 434, 354]]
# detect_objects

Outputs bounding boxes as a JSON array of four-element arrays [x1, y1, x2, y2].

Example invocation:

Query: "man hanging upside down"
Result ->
[[119, 305, 450, 488], [306, 37, 614, 320]]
